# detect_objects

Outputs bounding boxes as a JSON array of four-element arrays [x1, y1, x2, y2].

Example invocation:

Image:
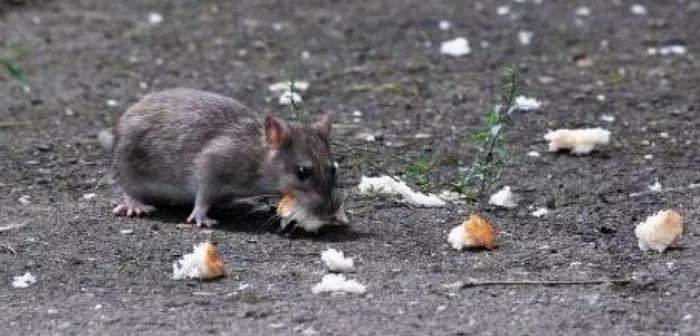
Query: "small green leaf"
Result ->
[[0, 58, 31, 94]]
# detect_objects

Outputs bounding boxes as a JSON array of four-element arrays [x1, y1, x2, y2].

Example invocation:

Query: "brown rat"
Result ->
[[99, 87, 345, 227]]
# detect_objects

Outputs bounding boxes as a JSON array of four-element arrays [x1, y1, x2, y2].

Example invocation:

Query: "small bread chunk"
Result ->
[[635, 209, 683, 253], [543, 128, 611, 155], [448, 214, 497, 250], [172, 241, 225, 280], [321, 248, 354, 273], [312, 274, 366, 294]]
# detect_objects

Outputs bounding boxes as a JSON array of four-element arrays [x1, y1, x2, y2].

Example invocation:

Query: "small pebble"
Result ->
[[82, 193, 97, 201], [643, 154, 653, 160], [148, 12, 163, 24], [496, 6, 511, 16], [438, 20, 450, 31], [601, 115, 615, 122], [17, 195, 31, 205], [575, 6, 591, 16], [120, 229, 134, 235], [630, 4, 647, 15]]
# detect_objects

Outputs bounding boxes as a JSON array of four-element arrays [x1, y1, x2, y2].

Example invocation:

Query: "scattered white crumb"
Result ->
[[440, 37, 471, 57], [447, 224, 466, 250], [312, 274, 366, 294], [120, 229, 134, 235], [301, 51, 311, 59], [635, 210, 683, 252], [82, 193, 97, 201], [94, 304, 102, 310], [12, 272, 37, 288], [659, 132, 669, 138], [268, 81, 309, 92], [438, 20, 451, 31], [518, 31, 533, 46], [278, 91, 303, 106], [644, 154, 653, 160], [356, 133, 376, 142], [538, 76, 555, 84], [575, 6, 591, 16], [515, 96, 542, 111], [272, 22, 283, 31], [148, 12, 163, 25], [596, 94, 606, 102], [106, 100, 119, 107], [437, 190, 463, 203], [648, 181, 662, 192], [352, 110, 363, 117], [527, 151, 540, 157], [651, 46, 687, 56], [413, 133, 431, 139], [488, 186, 518, 208], [480, 41, 490, 48], [600, 115, 615, 122], [543, 128, 611, 155], [496, 6, 511, 16], [531, 207, 550, 217], [358, 176, 447, 207], [321, 248, 354, 272], [630, 4, 647, 15], [17, 195, 31, 205], [661, 46, 687, 55]]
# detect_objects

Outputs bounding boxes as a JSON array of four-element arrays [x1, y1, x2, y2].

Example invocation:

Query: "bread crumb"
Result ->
[[543, 128, 611, 155], [648, 181, 662, 192], [440, 37, 471, 57], [12, 272, 37, 288], [448, 214, 497, 250], [172, 241, 225, 280], [276, 193, 326, 232], [488, 186, 518, 208], [515, 96, 542, 111], [321, 248, 354, 273], [312, 274, 366, 294], [358, 176, 447, 207], [635, 210, 683, 253], [531, 207, 550, 217]]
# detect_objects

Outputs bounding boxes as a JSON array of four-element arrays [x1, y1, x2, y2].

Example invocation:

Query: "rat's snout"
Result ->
[[297, 188, 344, 222]]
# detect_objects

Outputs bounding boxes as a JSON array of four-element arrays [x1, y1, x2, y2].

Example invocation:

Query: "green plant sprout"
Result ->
[[0, 56, 32, 95], [287, 74, 304, 121], [454, 63, 521, 201]]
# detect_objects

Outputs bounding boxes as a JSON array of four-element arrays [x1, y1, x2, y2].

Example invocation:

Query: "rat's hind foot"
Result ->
[[187, 207, 218, 227], [113, 196, 155, 217]]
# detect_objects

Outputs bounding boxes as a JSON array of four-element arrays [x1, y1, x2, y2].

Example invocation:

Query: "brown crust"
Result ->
[[463, 214, 497, 249], [201, 242, 225, 279]]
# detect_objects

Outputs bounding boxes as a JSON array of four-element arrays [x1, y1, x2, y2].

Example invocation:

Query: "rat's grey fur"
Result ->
[[102, 88, 339, 226]]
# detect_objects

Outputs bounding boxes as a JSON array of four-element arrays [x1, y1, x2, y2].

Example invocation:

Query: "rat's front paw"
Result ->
[[187, 208, 218, 227], [113, 199, 155, 217]]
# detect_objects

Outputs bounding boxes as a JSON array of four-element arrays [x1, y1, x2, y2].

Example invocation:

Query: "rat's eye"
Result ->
[[296, 166, 312, 181]]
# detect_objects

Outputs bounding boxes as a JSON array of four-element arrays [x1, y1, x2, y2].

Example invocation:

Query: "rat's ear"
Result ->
[[264, 116, 288, 148], [314, 111, 334, 135]]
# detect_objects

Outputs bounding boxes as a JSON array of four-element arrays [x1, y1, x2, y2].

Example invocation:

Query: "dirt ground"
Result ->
[[1, 0, 699, 335]]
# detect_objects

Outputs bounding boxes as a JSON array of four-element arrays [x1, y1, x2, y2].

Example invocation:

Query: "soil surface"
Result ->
[[1, 0, 699, 335]]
